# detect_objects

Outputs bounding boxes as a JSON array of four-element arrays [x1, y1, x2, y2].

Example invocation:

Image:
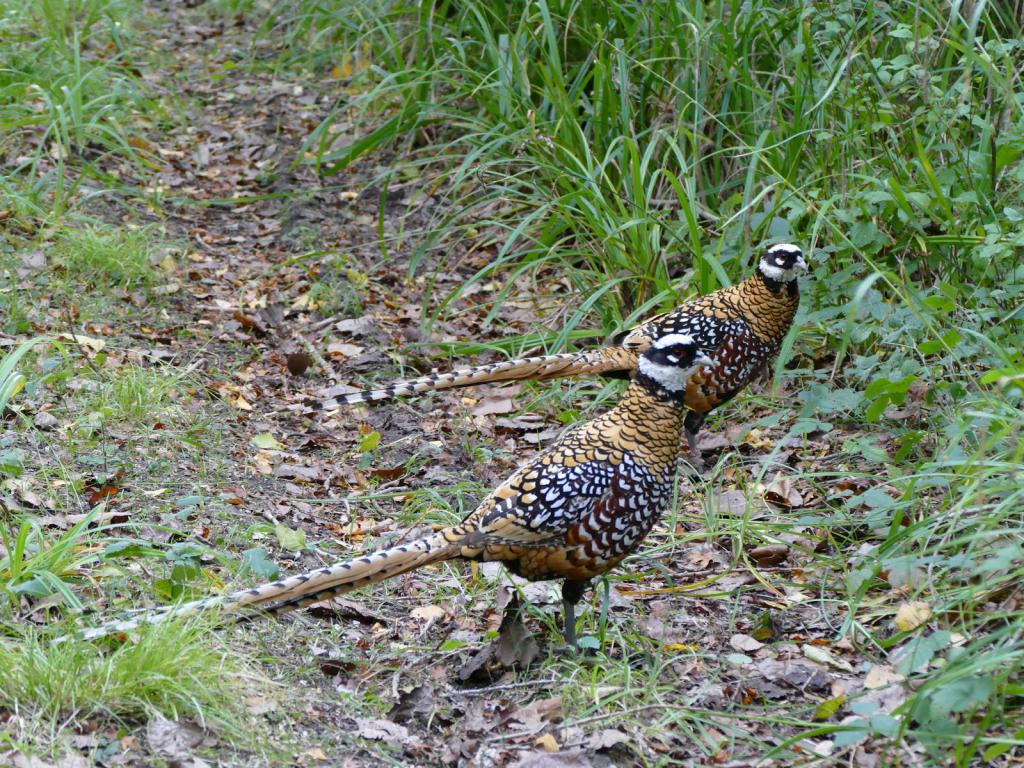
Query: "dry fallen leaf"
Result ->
[[355, 718, 408, 747], [683, 543, 729, 570], [742, 428, 774, 451], [410, 604, 446, 623], [232, 394, 253, 410], [895, 600, 932, 632], [274, 464, 323, 482], [327, 341, 364, 359], [757, 658, 831, 692], [535, 733, 560, 752], [56, 332, 105, 352], [864, 664, 905, 689], [509, 749, 594, 768], [388, 684, 436, 725], [335, 317, 376, 336], [587, 729, 631, 750], [749, 544, 789, 566], [472, 395, 517, 417], [729, 633, 765, 652], [761, 472, 804, 509], [511, 696, 564, 730], [711, 490, 748, 516], [33, 411, 59, 430], [147, 716, 206, 761], [245, 695, 278, 715], [802, 643, 854, 673]]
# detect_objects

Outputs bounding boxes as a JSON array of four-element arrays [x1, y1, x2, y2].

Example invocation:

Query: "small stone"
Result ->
[[34, 411, 59, 430]]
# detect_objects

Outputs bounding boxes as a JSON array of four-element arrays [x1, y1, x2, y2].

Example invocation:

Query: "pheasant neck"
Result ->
[[754, 270, 799, 299], [631, 371, 688, 407], [610, 378, 688, 473]]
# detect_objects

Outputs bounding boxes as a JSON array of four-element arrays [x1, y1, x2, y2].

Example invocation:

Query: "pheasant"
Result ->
[[82, 336, 714, 646], [327, 244, 807, 468]]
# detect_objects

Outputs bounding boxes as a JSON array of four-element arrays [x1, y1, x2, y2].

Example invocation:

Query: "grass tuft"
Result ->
[[90, 364, 188, 422], [0, 620, 255, 748], [51, 225, 160, 289]]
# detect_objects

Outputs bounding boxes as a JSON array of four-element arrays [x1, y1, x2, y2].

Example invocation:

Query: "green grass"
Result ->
[[74, 364, 188, 433], [281, 0, 1023, 329], [0, 338, 46, 414], [0, 620, 254, 749], [0, 498, 106, 612], [51, 225, 161, 289], [0, 0, 157, 227]]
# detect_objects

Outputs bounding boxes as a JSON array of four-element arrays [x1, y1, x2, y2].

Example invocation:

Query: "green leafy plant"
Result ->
[[0, 505, 111, 610]]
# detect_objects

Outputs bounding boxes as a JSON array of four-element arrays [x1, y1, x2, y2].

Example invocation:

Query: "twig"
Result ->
[[461, 677, 560, 696], [257, 507, 280, 525], [309, 316, 338, 332]]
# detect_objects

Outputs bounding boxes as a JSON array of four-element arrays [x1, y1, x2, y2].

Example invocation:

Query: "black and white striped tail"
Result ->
[[78, 530, 456, 640], [325, 351, 602, 408]]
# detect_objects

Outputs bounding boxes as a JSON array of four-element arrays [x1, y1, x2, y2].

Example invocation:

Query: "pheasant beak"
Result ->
[[795, 254, 809, 271], [695, 352, 715, 368]]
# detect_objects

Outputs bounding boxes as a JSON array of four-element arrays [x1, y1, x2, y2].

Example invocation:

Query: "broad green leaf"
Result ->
[[929, 676, 994, 718], [919, 331, 961, 355], [439, 638, 469, 652], [865, 378, 893, 399], [102, 539, 161, 559], [865, 397, 890, 422], [274, 523, 307, 552], [896, 631, 950, 675], [922, 295, 956, 313], [0, 449, 26, 477], [847, 564, 876, 595], [813, 695, 845, 720], [251, 432, 285, 451], [241, 547, 279, 580], [359, 431, 381, 453], [983, 727, 1024, 761], [869, 714, 899, 737], [833, 724, 868, 748]]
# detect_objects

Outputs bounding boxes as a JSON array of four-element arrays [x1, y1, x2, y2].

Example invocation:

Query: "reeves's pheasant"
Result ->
[[330, 244, 807, 468], [82, 336, 713, 646]]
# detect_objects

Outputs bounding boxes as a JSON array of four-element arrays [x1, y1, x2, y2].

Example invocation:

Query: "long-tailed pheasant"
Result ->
[[82, 336, 714, 646], [328, 243, 807, 468]]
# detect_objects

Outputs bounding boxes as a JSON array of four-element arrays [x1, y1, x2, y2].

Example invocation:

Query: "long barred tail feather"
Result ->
[[79, 530, 458, 640], [326, 348, 638, 409]]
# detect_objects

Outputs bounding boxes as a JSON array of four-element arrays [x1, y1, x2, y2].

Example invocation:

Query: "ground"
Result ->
[[1, 2, 1019, 767]]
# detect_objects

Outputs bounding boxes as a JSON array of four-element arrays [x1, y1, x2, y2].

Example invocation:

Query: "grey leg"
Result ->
[[684, 410, 707, 472], [561, 580, 589, 649], [562, 598, 577, 649], [685, 429, 704, 471]]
